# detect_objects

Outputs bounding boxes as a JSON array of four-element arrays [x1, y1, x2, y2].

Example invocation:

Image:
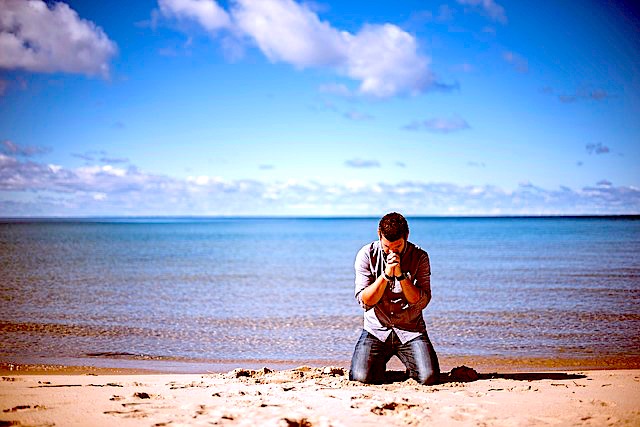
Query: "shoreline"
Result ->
[[1, 366, 638, 426], [2, 353, 639, 376]]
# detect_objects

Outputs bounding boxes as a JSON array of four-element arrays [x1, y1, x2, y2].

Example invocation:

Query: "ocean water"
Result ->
[[1, 217, 639, 370]]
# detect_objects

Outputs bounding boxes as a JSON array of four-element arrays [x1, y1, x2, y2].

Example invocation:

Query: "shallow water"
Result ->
[[1, 217, 639, 368]]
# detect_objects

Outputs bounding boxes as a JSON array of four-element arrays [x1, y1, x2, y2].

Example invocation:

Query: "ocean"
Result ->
[[1, 216, 639, 371]]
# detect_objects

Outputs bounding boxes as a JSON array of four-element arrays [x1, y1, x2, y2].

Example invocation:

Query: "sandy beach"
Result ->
[[1, 365, 639, 426]]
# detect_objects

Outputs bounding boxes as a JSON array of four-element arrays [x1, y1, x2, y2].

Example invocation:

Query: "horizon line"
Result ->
[[1, 214, 639, 221]]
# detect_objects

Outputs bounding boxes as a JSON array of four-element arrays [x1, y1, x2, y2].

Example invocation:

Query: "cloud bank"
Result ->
[[0, 0, 117, 77], [1, 153, 638, 216], [158, 0, 436, 98]]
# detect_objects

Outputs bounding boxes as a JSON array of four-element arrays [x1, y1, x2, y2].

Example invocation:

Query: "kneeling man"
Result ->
[[349, 212, 440, 385]]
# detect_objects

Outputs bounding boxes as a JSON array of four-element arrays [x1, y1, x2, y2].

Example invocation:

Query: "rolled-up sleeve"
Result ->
[[409, 251, 432, 315], [354, 244, 375, 311]]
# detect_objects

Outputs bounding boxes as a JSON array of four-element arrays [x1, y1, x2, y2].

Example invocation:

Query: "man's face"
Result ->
[[379, 233, 406, 255]]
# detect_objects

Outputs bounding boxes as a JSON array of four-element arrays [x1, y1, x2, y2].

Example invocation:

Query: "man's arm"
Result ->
[[359, 274, 389, 307], [398, 275, 423, 304], [354, 244, 394, 310], [356, 246, 404, 307], [403, 251, 432, 311], [388, 250, 424, 305]]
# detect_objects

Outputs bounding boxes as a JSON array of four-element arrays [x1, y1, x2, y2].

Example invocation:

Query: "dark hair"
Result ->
[[378, 212, 409, 241]]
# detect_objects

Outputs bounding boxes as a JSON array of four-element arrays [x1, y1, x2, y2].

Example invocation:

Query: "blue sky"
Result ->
[[0, 0, 639, 216]]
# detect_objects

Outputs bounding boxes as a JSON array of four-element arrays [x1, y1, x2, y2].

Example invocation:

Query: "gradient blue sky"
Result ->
[[1, 0, 639, 216]]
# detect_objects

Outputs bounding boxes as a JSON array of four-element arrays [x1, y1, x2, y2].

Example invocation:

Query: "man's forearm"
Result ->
[[399, 277, 422, 304], [360, 275, 389, 306]]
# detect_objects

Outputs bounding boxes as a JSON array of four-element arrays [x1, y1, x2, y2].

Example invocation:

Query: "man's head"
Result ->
[[378, 212, 409, 254]]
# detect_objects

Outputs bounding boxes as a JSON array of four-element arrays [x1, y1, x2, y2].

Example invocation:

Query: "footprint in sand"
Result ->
[[441, 403, 487, 422], [2, 405, 46, 413], [280, 416, 313, 427], [590, 399, 616, 408], [350, 393, 372, 400], [370, 402, 417, 416], [103, 408, 148, 419], [369, 401, 431, 425]]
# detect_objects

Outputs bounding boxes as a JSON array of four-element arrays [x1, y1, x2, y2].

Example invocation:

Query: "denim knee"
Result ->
[[416, 368, 439, 385], [349, 368, 375, 384], [403, 334, 439, 385], [349, 330, 382, 384]]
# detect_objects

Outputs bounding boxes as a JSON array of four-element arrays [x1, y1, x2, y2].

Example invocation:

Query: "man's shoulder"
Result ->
[[357, 241, 377, 257], [407, 241, 429, 258]]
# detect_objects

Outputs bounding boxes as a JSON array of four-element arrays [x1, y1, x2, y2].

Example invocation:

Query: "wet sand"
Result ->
[[1, 365, 639, 426], [3, 353, 639, 376]]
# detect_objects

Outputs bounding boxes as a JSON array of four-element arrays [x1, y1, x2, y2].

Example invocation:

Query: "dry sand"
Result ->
[[1, 366, 639, 426]]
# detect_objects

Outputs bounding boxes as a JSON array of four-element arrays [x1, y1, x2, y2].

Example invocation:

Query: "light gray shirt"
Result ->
[[354, 240, 432, 344]]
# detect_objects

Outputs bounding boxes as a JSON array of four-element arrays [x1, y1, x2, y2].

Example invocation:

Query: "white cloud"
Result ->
[[232, 0, 346, 68], [0, 0, 117, 77], [456, 0, 507, 23], [48, 164, 62, 173], [343, 23, 433, 97], [552, 86, 612, 103], [1, 140, 49, 157], [100, 165, 126, 177], [158, 0, 437, 98], [187, 175, 219, 185], [586, 143, 611, 155], [404, 116, 470, 133], [345, 159, 380, 168], [2, 154, 639, 216], [159, 0, 231, 32], [345, 180, 368, 192], [0, 153, 14, 166]]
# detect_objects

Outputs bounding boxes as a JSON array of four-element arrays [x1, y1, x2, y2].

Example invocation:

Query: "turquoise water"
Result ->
[[1, 217, 639, 369]]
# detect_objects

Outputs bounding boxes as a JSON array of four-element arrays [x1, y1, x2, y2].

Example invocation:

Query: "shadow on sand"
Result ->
[[382, 366, 587, 384], [475, 372, 587, 381]]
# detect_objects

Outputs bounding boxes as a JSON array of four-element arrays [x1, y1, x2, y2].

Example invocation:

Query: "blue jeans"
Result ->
[[349, 330, 440, 385]]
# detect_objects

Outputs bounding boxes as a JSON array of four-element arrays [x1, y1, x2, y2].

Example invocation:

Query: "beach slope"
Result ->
[[1, 367, 639, 426]]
